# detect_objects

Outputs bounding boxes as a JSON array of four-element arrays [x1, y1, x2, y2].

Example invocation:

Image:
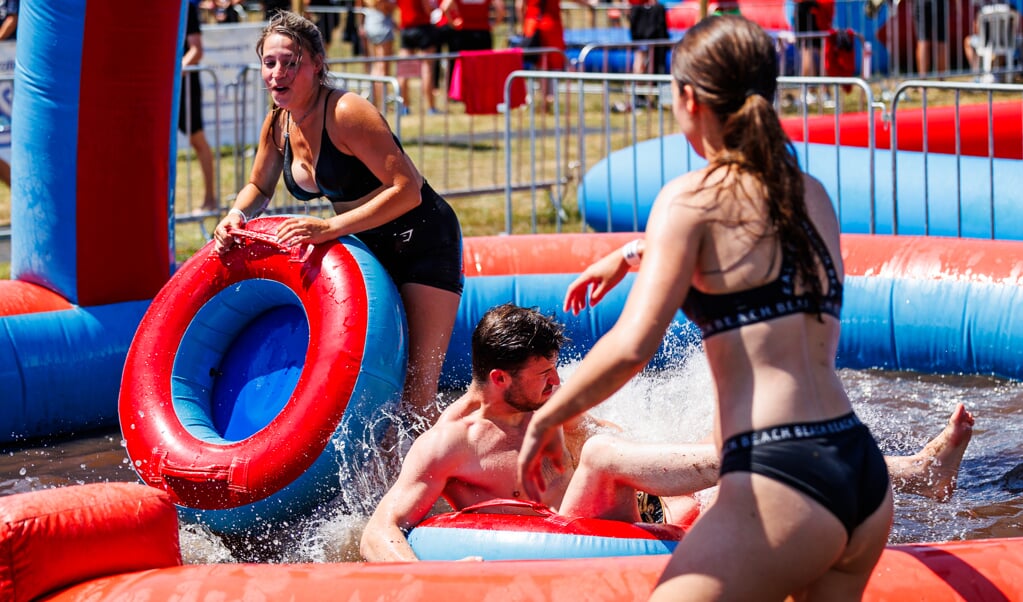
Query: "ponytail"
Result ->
[[671, 14, 825, 306]]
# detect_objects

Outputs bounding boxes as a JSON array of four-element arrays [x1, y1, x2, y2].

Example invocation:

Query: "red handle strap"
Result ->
[[149, 449, 251, 493], [457, 498, 557, 517], [227, 227, 313, 263]]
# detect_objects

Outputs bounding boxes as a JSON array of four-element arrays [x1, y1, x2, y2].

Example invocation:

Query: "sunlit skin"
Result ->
[[515, 16, 895, 601], [261, 36, 318, 115], [359, 353, 585, 563]]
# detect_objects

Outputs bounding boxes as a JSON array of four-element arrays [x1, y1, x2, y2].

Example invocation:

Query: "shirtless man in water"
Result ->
[[360, 303, 975, 562]]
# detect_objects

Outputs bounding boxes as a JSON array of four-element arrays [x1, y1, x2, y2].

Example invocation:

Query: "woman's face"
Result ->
[[260, 33, 320, 109]]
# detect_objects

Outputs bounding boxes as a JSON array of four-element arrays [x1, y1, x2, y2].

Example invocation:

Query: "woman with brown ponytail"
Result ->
[[213, 12, 463, 423], [518, 14, 893, 600]]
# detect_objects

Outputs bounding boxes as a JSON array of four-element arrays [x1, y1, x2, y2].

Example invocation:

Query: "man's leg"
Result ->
[[561, 403, 974, 525], [418, 48, 437, 112], [189, 130, 217, 212], [398, 47, 413, 114], [559, 434, 718, 524], [886, 403, 974, 501]]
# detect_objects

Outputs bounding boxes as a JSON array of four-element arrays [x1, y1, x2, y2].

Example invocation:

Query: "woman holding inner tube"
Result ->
[[214, 11, 463, 421], [517, 15, 893, 601]]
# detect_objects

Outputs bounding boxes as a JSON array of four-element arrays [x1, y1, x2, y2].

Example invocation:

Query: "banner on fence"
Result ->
[[179, 21, 267, 151]]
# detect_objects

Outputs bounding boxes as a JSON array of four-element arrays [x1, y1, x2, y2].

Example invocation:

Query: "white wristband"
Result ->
[[621, 239, 642, 266], [228, 207, 248, 224]]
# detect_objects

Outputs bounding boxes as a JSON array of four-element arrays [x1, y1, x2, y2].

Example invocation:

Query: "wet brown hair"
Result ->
[[671, 14, 822, 303], [256, 11, 331, 149], [256, 11, 329, 85], [471, 304, 566, 383]]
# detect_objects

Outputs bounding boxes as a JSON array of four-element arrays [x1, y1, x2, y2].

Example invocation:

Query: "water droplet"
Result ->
[[135, 460, 142, 467], [18, 467, 26, 476]]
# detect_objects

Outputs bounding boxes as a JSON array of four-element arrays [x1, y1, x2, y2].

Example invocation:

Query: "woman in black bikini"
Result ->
[[518, 15, 893, 600], [213, 12, 462, 422]]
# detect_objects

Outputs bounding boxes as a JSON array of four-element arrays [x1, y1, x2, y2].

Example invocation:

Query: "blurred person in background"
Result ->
[[181, 0, 218, 214], [914, 0, 948, 75]]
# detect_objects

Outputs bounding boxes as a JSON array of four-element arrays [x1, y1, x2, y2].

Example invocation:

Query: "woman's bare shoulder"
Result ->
[[651, 167, 727, 226]]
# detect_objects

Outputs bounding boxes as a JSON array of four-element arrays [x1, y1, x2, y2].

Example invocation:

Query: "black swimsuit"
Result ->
[[282, 93, 463, 294], [681, 219, 842, 338], [683, 220, 889, 538], [720, 414, 890, 539]]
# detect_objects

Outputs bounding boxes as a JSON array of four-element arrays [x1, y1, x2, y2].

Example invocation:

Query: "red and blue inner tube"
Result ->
[[119, 216, 407, 533]]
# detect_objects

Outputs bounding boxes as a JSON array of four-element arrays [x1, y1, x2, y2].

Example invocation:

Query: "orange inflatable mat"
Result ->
[[3, 483, 1022, 601], [0, 483, 181, 602]]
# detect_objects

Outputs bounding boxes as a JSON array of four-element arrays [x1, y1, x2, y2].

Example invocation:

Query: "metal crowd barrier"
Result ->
[[888, 78, 1023, 238], [497, 69, 1021, 238], [164, 60, 1021, 242]]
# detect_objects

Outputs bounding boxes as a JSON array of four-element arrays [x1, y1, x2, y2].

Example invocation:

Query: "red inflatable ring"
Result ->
[[118, 216, 407, 523]]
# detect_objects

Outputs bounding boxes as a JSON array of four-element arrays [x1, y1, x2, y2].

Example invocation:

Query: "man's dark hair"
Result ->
[[471, 303, 566, 382]]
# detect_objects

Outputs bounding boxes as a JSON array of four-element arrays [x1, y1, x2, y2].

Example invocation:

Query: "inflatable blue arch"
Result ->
[[0, 1, 181, 444]]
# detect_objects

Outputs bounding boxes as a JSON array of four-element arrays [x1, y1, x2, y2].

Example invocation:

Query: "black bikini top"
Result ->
[[681, 219, 843, 338], [282, 92, 400, 204]]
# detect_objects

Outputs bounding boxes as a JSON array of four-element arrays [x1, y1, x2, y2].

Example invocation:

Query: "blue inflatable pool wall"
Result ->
[[579, 135, 1023, 239]]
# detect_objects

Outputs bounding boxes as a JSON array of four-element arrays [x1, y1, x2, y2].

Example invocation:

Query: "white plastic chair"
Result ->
[[973, 4, 1020, 82]]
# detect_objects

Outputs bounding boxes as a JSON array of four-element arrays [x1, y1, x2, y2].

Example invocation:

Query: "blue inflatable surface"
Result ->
[[562, 27, 683, 73], [440, 269, 1023, 389], [579, 134, 1023, 239], [410, 525, 678, 560]]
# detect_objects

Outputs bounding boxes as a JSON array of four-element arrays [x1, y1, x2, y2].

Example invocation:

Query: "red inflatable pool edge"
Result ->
[[4, 483, 1023, 601], [0, 280, 74, 317]]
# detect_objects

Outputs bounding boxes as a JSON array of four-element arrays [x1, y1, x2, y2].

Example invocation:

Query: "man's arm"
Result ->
[[360, 428, 464, 561]]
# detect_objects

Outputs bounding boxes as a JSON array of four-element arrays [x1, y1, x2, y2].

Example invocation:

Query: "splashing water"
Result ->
[[2, 359, 1021, 563]]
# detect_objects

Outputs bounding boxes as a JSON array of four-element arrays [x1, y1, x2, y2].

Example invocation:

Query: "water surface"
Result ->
[[2, 356, 1021, 563]]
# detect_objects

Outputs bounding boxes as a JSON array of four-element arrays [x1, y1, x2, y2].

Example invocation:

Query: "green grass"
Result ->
[[0, 73, 1001, 278]]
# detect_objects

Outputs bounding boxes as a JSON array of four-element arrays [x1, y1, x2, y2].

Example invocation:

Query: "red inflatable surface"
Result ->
[[0, 280, 73, 316], [0, 483, 180, 602], [417, 498, 694, 539], [0, 482, 1018, 601], [783, 102, 1023, 159], [462, 232, 1023, 285], [667, 0, 791, 31]]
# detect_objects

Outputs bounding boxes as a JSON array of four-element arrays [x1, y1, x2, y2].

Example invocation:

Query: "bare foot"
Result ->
[[887, 403, 974, 502]]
